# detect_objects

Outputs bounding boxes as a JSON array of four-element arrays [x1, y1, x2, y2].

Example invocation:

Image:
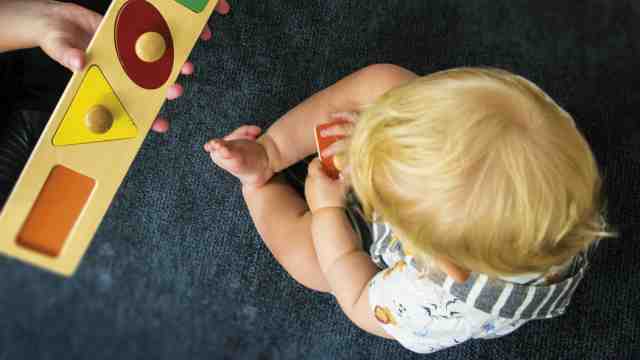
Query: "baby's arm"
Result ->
[[259, 64, 416, 173], [305, 158, 391, 338], [311, 206, 390, 338]]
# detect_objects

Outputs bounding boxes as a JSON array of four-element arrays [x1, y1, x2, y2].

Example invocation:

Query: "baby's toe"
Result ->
[[244, 125, 262, 136], [204, 139, 219, 151], [224, 125, 262, 141], [204, 140, 229, 157], [215, 142, 234, 159]]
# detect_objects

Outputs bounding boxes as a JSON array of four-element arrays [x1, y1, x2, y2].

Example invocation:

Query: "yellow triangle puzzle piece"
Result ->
[[53, 65, 137, 146]]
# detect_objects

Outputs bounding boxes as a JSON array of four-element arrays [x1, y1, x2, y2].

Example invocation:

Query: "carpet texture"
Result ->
[[0, 1, 639, 359]]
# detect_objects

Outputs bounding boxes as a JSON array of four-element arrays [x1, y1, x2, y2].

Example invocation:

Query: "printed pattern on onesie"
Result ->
[[366, 222, 568, 354]]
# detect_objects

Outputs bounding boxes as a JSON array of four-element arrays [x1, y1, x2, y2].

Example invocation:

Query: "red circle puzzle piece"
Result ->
[[115, 0, 174, 89]]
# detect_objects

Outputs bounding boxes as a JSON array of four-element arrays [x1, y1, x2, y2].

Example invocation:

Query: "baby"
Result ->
[[204, 65, 614, 353]]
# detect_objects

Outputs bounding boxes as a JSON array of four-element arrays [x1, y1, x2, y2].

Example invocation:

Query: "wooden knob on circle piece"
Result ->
[[135, 32, 166, 63], [85, 105, 114, 134]]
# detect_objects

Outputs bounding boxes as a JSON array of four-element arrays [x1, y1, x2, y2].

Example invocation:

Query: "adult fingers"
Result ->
[[200, 25, 212, 41], [41, 37, 86, 71], [214, 0, 231, 15], [166, 83, 184, 100], [181, 61, 195, 75], [151, 117, 170, 133]]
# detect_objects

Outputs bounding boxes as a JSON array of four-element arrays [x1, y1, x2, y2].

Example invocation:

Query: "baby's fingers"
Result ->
[[307, 157, 327, 178], [321, 139, 347, 159], [309, 158, 341, 182], [320, 122, 355, 138], [330, 111, 359, 123]]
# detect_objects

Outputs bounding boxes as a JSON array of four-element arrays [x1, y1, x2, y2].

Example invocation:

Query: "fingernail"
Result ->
[[220, 1, 231, 14], [69, 57, 82, 71]]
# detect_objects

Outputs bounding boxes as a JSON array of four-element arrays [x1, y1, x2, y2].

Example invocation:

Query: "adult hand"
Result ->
[[0, 0, 231, 132]]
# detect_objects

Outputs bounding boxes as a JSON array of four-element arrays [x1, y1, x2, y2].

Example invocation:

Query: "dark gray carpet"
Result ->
[[1, 1, 639, 359]]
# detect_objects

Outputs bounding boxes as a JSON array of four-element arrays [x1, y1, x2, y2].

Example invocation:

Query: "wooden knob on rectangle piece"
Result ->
[[85, 105, 113, 134], [135, 32, 166, 63]]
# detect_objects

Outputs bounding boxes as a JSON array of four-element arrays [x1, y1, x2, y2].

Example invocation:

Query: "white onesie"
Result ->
[[365, 222, 591, 354]]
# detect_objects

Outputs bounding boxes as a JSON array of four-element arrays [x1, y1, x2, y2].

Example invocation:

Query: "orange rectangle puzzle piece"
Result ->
[[17, 166, 95, 257], [314, 119, 350, 179]]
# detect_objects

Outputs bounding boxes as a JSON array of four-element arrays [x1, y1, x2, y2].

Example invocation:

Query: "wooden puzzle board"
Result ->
[[0, 0, 219, 276]]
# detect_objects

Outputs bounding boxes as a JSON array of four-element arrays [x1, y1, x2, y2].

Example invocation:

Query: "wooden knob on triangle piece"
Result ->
[[135, 32, 166, 63], [85, 105, 114, 134]]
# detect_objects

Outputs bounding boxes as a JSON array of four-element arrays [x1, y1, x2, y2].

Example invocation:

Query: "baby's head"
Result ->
[[347, 68, 614, 277]]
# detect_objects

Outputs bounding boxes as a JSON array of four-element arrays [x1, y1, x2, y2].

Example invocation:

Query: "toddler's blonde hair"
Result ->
[[348, 67, 615, 276]]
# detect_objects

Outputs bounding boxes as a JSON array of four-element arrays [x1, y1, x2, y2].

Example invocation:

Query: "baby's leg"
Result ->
[[205, 64, 417, 185], [205, 65, 417, 291], [205, 112, 356, 291], [242, 176, 329, 292], [206, 127, 329, 292], [259, 64, 418, 172]]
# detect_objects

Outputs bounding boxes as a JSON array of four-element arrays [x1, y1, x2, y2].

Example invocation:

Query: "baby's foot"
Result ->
[[204, 125, 274, 188]]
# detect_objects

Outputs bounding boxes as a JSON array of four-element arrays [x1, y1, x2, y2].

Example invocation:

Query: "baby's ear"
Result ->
[[435, 257, 470, 283]]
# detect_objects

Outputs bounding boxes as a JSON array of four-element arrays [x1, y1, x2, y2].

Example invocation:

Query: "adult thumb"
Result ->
[[42, 37, 86, 72]]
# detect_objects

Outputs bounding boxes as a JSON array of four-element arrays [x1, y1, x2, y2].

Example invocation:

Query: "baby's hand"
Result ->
[[305, 157, 349, 213], [318, 112, 358, 159]]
